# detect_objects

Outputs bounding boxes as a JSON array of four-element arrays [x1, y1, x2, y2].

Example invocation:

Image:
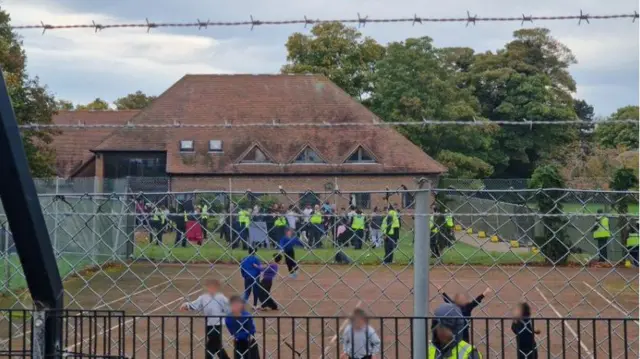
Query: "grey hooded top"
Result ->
[[431, 303, 481, 359]]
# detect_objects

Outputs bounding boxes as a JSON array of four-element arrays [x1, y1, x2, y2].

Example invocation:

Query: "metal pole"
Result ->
[[413, 180, 431, 358], [53, 177, 59, 254]]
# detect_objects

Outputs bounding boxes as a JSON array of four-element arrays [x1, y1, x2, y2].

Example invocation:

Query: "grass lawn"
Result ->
[[133, 232, 589, 266], [560, 203, 639, 214]]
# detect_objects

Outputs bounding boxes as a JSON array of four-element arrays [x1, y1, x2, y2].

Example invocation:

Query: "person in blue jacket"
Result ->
[[240, 247, 262, 309], [225, 295, 259, 359], [278, 228, 304, 279]]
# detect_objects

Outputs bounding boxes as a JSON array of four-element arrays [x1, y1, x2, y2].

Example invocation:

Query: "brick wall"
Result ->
[[170, 174, 437, 210]]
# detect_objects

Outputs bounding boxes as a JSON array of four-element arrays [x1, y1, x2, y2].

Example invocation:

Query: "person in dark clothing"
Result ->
[[172, 204, 188, 248], [257, 254, 281, 311], [278, 228, 304, 278], [225, 295, 260, 359], [512, 302, 539, 359], [438, 286, 491, 343]]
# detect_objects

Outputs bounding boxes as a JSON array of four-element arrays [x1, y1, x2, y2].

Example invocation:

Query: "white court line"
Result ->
[[535, 287, 593, 359], [582, 281, 639, 324], [0, 279, 174, 344], [65, 288, 202, 352], [317, 300, 362, 359]]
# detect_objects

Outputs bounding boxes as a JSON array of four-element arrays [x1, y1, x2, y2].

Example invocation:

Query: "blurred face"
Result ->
[[351, 315, 366, 329], [286, 229, 294, 238], [230, 300, 244, 314], [435, 326, 454, 345], [512, 306, 522, 318], [205, 282, 219, 295], [453, 293, 466, 306]]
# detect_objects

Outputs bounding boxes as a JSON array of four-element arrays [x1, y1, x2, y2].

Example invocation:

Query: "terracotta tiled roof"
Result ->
[[94, 74, 446, 174], [52, 110, 139, 176]]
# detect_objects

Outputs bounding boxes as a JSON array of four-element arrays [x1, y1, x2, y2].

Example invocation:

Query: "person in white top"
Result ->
[[181, 279, 231, 359], [302, 204, 313, 241], [286, 205, 298, 232]]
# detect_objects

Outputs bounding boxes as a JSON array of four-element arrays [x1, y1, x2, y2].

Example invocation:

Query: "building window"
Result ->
[[299, 191, 321, 207], [240, 146, 272, 164], [345, 146, 375, 163], [180, 140, 194, 152], [403, 192, 415, 209], [350, 193, 371, 209], [209, 140, 223, 152], [294, 147, 325, 163]]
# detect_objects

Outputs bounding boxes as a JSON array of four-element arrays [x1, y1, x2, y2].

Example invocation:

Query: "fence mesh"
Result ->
[[0, 177, 637, 358]]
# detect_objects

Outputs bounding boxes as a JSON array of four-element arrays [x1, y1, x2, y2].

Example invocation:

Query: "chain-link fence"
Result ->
[[0, 179, 637, 358]]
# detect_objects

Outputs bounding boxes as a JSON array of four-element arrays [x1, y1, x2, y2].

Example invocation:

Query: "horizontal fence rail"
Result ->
[[0, 311, 637, 358]]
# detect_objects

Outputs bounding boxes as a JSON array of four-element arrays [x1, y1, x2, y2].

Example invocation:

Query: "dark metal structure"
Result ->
[[0, 311, 636, 358], [0, 71, 63, 357]]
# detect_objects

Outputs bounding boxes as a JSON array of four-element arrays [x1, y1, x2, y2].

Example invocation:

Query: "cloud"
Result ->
[[3, 0, 638, 114]]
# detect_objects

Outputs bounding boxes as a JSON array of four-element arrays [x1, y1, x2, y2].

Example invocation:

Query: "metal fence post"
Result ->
[[53, 177, 59, 254], [413, 179, 431, 358]]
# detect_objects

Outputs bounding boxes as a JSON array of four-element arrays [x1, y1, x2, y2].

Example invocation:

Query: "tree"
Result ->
[[467, 28, 579, 178], [114, 91, 156, 110], [0, 9, 58, 177], [610, 168, 639, 247], [76, 98, 109, 110], [595, 106, 639, 149], [529, 165, 570, 264], [368, 37, 497, 178], [55, 99, 74, 110], [281, 22, 385, 100]]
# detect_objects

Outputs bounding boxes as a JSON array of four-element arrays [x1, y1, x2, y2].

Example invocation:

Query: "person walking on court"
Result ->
[[279, 228, 304, 279], [257, 254, 281, 311], [381, 205, 400, 264], [180, 279, 231, 359], [240, 248, 262, 310], [512, 302, 540, 359], [340, 308, 381, 359], [436, 284, 492, 343], [593, 209, 611, 262], [225, 295, 260, 359]]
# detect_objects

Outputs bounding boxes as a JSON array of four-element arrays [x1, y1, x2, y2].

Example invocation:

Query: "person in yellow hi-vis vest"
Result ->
[[627, 220, 639, 267], [430, 214, 441, 259], [309, 205, 324, 249], [442, 209, 455, 249], [592, 209, 611, 262], [238, 207, 251, 250], [429, 303, 481, 359], [350, 209, 366, 250], [150, 204, 167, 245], [200, 203, 209, 237], [381, 205, 400, 264]]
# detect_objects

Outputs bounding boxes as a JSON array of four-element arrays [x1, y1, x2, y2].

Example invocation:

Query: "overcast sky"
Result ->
[[3, 0, 638, 116]]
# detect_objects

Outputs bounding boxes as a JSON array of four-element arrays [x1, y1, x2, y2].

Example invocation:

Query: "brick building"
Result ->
[[53, 74, 445, 209]]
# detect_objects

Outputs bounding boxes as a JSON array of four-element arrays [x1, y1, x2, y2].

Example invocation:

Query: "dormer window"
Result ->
[[209, 140, 223, 152], [294, 146, 325, 164], [240, 145, 273, 164], [345, 146, 376, 163], [180, 140, 194, 152]]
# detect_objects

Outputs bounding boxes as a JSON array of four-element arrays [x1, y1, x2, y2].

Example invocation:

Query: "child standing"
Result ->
[[278, 228, 304, 279], [225, 295, 260, 359], [240, 248, 262, 309], [340, 308, 381, 359], [439, 286, 491, 343], [258, 254, 281, 311], [180, 279, 231, 359], [512, 302, 539, 359]]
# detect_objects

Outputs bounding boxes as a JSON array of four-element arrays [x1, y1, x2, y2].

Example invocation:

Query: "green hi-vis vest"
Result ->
[[381, 210, 400, 235], [238, 210, 251, 228], [351, 214, 365, 230], [593, 217, 610, 239], [152, 209, 166, 224], [201, 205, 208, 219], [446, 214, 454, 228], [274, 216, 287, 227], [430, 217, 439, 234], [428, 341, 479, 359], [627, 233, 639, 247], [183, 212, 188, 222], [310, 212, 323, 224]]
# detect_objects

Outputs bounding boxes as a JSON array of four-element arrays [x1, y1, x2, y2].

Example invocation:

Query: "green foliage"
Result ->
[[467, 28, 579, 177], [55, 99, 74, 110], [113, 91, 156, 110], [0, 9, 58, 177], [281, 22, 385, 100], [595, 106, 639, 149], [232, 194, 279, 211], [529, 165, 570, 264], [76, 98, 110, 110], [368, 37, 497, 179]]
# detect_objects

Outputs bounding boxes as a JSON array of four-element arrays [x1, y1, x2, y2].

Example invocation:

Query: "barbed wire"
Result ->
[[18, 118, 638, 130], [11, 11, 640, 34]]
